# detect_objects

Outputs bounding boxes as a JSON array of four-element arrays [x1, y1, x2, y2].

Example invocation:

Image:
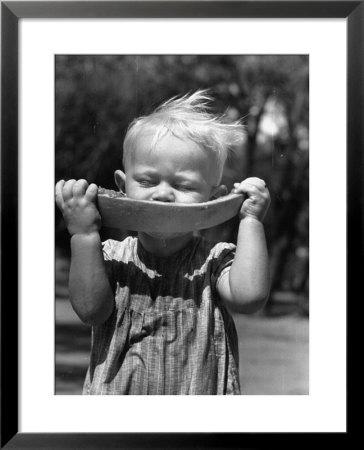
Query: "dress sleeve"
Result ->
[[210, 242, 236, 290], [102, 239, 117, 291]]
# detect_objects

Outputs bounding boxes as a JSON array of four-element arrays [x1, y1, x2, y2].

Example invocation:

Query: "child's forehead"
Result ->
[[127, 132, 213, 170], [134, 129, 201, 154]]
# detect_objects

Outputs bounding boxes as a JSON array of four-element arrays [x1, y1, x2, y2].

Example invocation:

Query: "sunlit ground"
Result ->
[[55, 253, 308, 395]]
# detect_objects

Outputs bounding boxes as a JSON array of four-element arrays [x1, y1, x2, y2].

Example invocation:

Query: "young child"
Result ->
[[55, 91, 271, 395]]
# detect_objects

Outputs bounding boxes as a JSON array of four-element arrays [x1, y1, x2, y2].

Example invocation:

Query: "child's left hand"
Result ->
[[232, 177, 271, 222]]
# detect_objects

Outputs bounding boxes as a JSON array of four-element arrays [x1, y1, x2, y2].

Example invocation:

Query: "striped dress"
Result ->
[[83, 236, 240, 395]]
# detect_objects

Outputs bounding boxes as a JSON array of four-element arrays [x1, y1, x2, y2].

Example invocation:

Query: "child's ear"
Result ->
[[114, 170, 126, 193], [210, 185, 228, 200]]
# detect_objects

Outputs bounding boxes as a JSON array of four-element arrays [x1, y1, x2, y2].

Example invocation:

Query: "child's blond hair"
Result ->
[[123, 90, 245, 184]]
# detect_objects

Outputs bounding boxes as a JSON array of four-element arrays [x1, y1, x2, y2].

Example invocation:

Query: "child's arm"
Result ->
[[217, 177, 271, 314], [55, 179, 114, 325]]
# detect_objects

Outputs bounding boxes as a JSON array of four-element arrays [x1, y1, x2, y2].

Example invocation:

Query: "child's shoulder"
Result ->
[[198, 238, 236, 261], [199, 237, 236, 253], [102, 235, 138, 261]]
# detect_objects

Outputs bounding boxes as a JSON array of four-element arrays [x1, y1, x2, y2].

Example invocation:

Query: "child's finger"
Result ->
[[243, 178, 266, 191], [234, 182, 259, 196], [62, 179, 76, 202], [245, 177, 265, 185], [72, 179, 88, 198], [55, 180, 65, 209], [85, 183, 99, 202], [234, 179, 267, 195]]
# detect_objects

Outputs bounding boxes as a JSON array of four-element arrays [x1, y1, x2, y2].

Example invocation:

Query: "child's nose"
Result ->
[[151, 183, 175, 202]]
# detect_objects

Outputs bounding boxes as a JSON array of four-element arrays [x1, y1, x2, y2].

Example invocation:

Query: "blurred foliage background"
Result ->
[[55, 55, 309, 314]]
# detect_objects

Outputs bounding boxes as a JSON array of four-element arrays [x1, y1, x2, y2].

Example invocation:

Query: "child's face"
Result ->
[[122, 132, 220, 204]]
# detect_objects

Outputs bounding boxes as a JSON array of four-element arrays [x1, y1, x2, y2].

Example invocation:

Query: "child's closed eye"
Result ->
[[138, 179, 155, 187], [174, 183, 194, 191]]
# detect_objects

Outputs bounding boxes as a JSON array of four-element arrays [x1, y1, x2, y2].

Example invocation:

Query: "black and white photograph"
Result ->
[[2, 0, 356, 445], [55, 55, 309, 395]]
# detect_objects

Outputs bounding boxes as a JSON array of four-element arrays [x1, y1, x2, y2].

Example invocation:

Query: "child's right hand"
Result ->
[[55, 179, 101, 236]]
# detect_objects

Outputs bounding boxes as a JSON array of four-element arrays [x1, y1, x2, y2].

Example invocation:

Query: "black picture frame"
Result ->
[[1, 1, 361, 448]]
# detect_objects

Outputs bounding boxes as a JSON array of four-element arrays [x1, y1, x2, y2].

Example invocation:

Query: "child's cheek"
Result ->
[[175, 191, 201, 204], [125, 181, 143, 200]]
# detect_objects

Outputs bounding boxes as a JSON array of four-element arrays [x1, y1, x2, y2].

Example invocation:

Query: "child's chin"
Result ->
[[146, 231, 188, 240]]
